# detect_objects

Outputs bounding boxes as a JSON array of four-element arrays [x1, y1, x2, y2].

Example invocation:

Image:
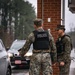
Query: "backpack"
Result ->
[[63, 35, 73, 50]]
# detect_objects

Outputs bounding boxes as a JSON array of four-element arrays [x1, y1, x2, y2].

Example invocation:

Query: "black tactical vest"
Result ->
[[56, 35, 72, 56], [33, 30, 50, 50], [56, 37, 64, 56]]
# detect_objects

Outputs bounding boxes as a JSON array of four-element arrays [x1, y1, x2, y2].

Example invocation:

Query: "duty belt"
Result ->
[[33, 49, 50, 53]]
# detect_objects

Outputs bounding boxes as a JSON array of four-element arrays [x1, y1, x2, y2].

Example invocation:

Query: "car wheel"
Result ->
[[6, 68, 11, 75]]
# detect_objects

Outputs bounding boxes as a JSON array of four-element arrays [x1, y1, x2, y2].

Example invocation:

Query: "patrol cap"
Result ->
[[33, 18, 43, 27], [56, 25, 65, 31]]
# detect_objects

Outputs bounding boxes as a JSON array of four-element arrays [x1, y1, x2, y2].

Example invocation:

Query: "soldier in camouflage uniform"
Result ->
[[56, 25, 72, 75], [19, 18, 57, 75]]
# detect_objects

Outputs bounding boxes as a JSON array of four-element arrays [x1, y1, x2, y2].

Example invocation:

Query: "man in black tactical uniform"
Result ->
[[56, 25, 72, 75]]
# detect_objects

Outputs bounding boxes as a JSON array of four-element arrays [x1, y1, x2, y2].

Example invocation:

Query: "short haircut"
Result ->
[[56, 24, 65, 31], [33, 19, 43, 27]]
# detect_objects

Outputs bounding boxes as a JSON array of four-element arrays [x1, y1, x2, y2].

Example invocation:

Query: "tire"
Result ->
[[6, 67, 11, 75]]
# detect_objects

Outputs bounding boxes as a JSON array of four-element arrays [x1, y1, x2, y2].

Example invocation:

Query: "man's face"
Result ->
[[57, 29, 63, 36]]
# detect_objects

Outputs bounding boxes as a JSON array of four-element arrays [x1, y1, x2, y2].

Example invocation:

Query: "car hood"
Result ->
[[8, 49, 19, 54], [8, 48, 33, 56]]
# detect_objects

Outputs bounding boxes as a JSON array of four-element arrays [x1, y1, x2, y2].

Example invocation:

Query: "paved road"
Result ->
[[12, 66, 29, 75], [12, 49, 75, 75]]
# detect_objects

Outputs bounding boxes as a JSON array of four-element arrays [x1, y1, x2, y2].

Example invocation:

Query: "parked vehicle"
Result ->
[[7, 39, 33, 67], [0, 39, 11, 75]]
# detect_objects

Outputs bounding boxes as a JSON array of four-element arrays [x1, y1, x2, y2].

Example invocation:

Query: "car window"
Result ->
[[10, 41, 25, 50]]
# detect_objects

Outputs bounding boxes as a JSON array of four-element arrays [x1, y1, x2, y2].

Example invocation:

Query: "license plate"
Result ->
[[15, 60, 21, 64]]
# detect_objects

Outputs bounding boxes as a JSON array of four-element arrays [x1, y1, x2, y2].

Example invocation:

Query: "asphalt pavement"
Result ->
[[11, 66, 29, 75]]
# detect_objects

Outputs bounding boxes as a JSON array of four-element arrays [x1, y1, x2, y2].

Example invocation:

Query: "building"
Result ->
[[37, 0, 62, 75], [68, 0, 75, 13], [37, 0, 66, 41]]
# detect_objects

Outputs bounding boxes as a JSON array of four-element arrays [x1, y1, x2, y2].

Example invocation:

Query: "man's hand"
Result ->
[[60, 61, 65, 66], [18, 50, 21, 56]]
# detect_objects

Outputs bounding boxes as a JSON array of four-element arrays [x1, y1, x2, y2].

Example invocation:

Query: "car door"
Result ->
[[0, 40, 8, 75]]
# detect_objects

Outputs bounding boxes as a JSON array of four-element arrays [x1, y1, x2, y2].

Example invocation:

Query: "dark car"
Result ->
[[7, 39, 33, 67], [0, 39, 11, 75]]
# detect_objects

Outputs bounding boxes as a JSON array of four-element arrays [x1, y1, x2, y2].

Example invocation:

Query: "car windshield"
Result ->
[[10, 41, 25, 50]]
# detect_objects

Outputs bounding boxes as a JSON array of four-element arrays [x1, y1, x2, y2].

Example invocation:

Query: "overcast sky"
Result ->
[[27, 0, 37, 14], [27, 0, 75, 32]]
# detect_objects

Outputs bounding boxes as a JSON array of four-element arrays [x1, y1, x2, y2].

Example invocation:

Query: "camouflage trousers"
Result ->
[[58, 57, 71, 75], [29, 53, 53, 75], [59, 62, 71, 75]]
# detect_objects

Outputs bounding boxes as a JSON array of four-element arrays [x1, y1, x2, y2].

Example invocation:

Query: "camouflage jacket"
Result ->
[[20, 27, 57, 62], [57, 35, 72, 63]]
